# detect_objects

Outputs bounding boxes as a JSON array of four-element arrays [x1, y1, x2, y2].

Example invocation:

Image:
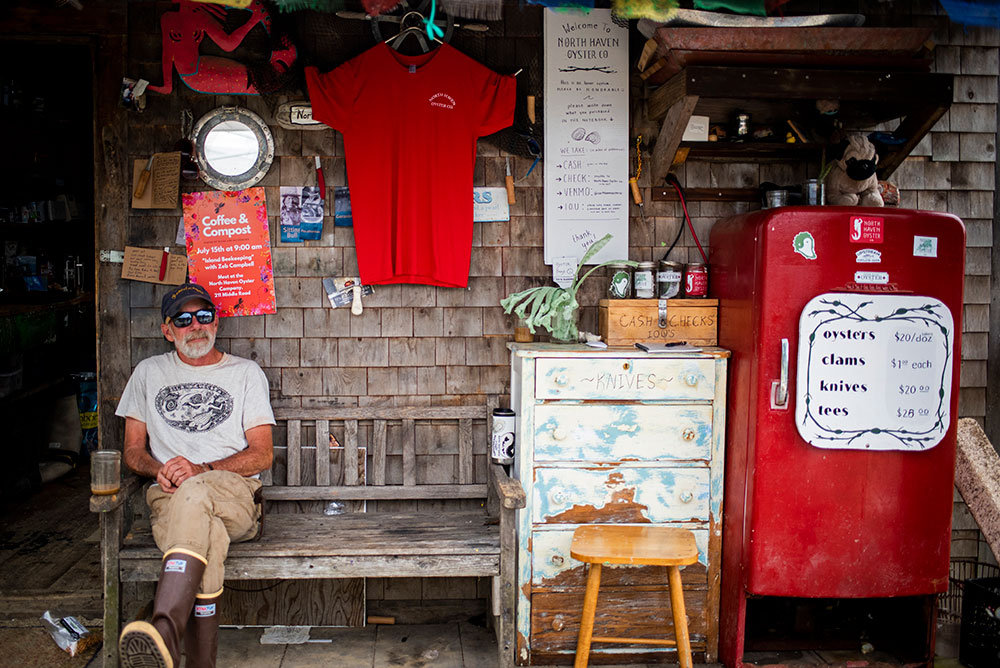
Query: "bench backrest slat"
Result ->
[[287, 419, 302, 486], [372, 419, 387, 485], [459, 418, 473, 484], [402, 418, 416, 487], [315, 419, 330, 485], [344, 419, 359, 486]]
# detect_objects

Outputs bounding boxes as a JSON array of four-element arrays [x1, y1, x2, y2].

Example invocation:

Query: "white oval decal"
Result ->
[[855, 249, 882, 263]]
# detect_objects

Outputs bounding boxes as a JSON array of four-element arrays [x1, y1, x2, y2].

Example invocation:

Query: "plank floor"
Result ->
[[0, 461, 101, 621], [208, 623, 708, 668]]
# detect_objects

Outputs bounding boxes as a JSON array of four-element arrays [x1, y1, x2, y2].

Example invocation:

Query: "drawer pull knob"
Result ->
[[551, 554, 565, 567], [552, 427, 567, 441], [551, 615, 566, 631], [685, 374, 698, 387], [555, 374, 568, 386], [682, 428, 696, 441], [679, 490, 694, 504], [551, 490, 567, 505]]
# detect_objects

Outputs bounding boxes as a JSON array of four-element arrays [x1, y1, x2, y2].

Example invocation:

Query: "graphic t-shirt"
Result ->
[[115, 352, 275, 467], [305, 43, 515, 288]]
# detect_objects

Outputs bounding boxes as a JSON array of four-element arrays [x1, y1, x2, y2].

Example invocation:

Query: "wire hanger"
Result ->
[[385, 10, 444, 53], [385, 10, 441, 53]]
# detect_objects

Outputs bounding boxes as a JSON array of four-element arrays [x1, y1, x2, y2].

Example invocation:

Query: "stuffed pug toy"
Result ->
[[824, 133, 884, 207]]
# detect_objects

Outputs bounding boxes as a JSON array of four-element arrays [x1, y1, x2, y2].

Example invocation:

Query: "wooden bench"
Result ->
[[92, 404, 525, 668]]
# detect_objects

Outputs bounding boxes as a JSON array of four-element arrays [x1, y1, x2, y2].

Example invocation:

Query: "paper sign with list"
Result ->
[[795, 293, 954, 451], [543, 8, 628, 266]]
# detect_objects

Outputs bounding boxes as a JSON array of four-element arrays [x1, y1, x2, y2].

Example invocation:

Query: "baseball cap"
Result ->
[[161, 283, 215, 322]]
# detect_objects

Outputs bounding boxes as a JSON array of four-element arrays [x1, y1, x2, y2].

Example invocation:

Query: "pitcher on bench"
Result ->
[[115, 283, 276, 668]]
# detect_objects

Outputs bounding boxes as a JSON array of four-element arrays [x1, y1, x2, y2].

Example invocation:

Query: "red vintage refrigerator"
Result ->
[[710, 207, 965, 667]]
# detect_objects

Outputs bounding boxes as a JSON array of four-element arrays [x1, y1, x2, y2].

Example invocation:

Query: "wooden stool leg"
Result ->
[[573, 562, 603, 668], [667, 565, 693, 668]]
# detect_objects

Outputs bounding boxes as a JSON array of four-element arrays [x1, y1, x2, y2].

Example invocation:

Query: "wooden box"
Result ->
[[599, 298, 718, 347]]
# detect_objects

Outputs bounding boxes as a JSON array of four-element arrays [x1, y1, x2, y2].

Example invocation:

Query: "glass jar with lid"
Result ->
[[657, 261, 683, 299], [607, 263, 633, 299], [634, 261, 656, 298], [684, 262, 709, 298]]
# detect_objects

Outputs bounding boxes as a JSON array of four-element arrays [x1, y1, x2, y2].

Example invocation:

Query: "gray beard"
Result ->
[[176, 330, 216, 360]]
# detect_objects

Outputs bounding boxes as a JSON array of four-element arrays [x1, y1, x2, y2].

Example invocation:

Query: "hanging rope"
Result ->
[[634, 135, 643, 181], [424, 0, 444, 41]]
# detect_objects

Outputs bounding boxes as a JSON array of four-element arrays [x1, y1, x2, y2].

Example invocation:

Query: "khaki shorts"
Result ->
[[147, 471, 262, 595]]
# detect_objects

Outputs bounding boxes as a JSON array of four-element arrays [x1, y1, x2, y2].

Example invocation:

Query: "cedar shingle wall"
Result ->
[[125, 0, 999, 593]]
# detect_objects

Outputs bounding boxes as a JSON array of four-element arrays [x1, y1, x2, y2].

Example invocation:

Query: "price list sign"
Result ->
[[795, 293, 954, 451], [543, 8, 628, 265]]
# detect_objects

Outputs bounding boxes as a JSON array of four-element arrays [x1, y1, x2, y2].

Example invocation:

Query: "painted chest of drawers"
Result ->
[[508, 344, 729, 665]]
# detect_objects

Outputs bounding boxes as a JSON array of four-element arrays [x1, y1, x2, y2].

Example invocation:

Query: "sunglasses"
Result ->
[[169, 309, 216, 328]]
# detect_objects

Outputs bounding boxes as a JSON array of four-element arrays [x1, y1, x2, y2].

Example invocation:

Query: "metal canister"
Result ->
[[491, 408, 516, 465], [803, 178, 825, 205], [634, 261, 656, 299], [684, 262, 709, 298], [607, 263, 633, 299], [657, 261, 683, 299], [735, 112, 751, 138]]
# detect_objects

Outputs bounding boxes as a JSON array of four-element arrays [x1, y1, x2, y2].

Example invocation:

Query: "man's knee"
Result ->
[[171, 475, 215, 511]]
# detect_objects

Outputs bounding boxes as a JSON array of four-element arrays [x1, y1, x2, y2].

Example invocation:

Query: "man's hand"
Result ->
[[155, 466, 179, 493], [158, 455, 207, 492]]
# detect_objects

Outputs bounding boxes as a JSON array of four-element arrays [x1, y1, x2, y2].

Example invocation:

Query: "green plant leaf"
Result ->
[[576, 233, 613, 273], [501, 286, 543, 313], [573, 258, 638, 294]]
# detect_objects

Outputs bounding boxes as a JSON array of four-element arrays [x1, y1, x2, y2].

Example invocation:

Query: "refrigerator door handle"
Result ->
[[772, 338, 789, 409]]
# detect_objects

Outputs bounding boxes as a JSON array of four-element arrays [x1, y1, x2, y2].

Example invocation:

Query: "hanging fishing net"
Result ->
[[440, 0, 503, 21], [271, 0, 346, 12], [450, 9, 544, 160]]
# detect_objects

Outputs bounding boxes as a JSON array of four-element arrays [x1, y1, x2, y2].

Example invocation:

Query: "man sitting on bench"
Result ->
[[115, 283, 275, 668]]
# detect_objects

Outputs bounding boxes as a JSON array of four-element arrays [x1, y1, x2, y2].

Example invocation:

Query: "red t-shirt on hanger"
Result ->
[[305, 43, 515, 288]]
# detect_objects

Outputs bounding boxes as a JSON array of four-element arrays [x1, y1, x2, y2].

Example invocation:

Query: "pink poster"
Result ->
[[182, 187, 276, 317]]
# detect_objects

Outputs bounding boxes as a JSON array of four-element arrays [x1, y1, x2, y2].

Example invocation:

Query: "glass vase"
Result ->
[[547, 301, 579, 344]]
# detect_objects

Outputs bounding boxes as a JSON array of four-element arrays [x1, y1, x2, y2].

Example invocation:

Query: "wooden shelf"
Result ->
[[680, 141, 823, 161], [652, 187, 760, 202], [646, 65, 953, 184], [0, 220, 90, 235], [0, 292, 93, 318]]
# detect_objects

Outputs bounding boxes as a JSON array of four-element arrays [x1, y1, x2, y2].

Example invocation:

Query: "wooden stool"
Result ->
[[570, 524, 699, 668]]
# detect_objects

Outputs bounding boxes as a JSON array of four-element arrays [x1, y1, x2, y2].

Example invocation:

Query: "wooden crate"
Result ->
[[599, 299, 718, 347]]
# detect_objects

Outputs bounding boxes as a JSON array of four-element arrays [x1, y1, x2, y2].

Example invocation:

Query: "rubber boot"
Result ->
[[183, 593, 220, 668], [119, 551, 206, 668]]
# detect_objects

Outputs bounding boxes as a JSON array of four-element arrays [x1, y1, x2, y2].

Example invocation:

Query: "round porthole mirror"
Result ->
[[192, 107, 274, 191]]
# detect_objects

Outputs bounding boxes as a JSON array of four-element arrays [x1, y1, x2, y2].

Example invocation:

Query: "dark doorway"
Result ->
[[0, 39, 100, 621]]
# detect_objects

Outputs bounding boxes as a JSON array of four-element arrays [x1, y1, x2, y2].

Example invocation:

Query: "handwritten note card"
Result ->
[[131, 152, 181, 210], [543, 8, 628, 265], [121, 246, 188, 285]]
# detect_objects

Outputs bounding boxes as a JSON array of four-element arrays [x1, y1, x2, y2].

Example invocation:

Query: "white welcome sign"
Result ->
[[543, 8, 628, 265], [795, 293, 954, 451]]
